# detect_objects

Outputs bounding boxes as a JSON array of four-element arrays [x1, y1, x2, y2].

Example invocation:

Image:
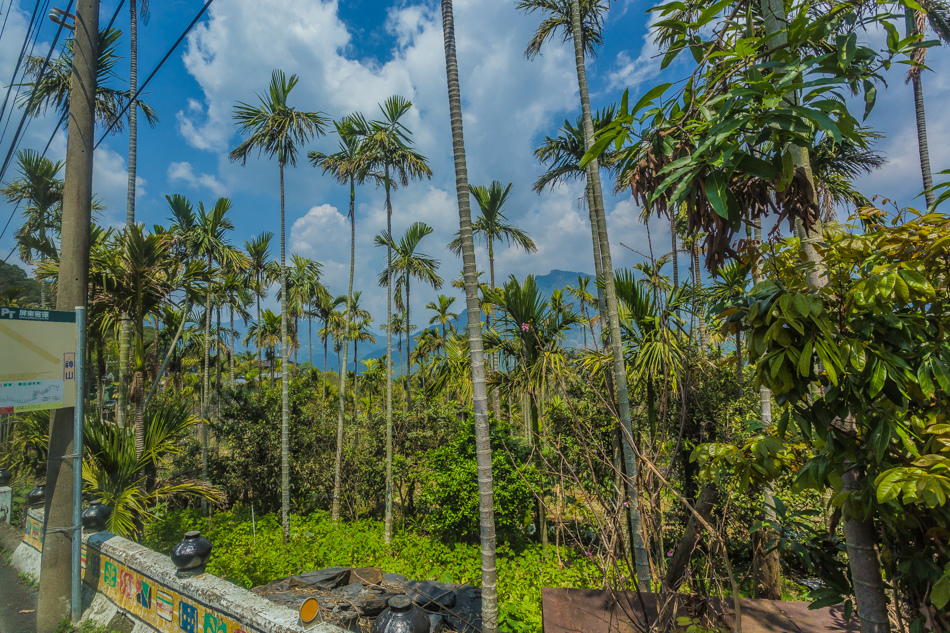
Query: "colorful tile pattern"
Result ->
[[23, 511, 258, 633]]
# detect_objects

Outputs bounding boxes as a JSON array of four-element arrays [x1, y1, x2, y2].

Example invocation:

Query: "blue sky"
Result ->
[[1, 0, 948, 331]]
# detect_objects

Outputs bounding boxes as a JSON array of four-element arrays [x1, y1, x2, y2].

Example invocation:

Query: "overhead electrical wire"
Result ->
[[0, 0, 73, 184], [0, 0, 53, 151], [0, 0, 45, 136], [2, 0, 215, 262], [94, 0, 216, 148]]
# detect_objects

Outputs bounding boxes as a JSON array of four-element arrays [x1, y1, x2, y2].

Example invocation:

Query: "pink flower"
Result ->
[[521, 323, 530, 331], [667, 550, 674, 558]]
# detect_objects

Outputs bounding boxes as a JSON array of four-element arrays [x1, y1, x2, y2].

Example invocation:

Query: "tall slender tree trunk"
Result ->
[[441, 2, 499, 629], [118, 0, 139, 435], [586, 184, 607, 344], [907, 9, 935, 208], [279, 162, 291, 544], [488, 240, 503, 421], [37, 0, 97, 625], [692, 237, 705, 348], [384, 165, 395, 544], [309, 315, 313, 366], [134, 317, 145, 459], [257, 275, 263, 389], [332, 177, 356, 521], [144, 298, 190, 412], [760, 1, 889, 628], [751, 219, 781, 599], [670, 211, 679, 292], [569, 0, 651, 587], [405, 280, 412, 411], [230, 306, 235, 385], [202, 254, 212, 516]]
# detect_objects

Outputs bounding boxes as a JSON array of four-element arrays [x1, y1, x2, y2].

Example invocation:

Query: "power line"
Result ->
[[2, 0, 211, 262], [0, 0, 73, 184], [0, 0, 45, 135], [0, 0, 21, 48], [95, 0, 216, 148], [0, 0, 53, 151]]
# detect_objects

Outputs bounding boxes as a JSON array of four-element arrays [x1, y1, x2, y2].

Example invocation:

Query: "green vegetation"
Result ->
[[145, 508, 596, 631], [2, 0, 950, 632]]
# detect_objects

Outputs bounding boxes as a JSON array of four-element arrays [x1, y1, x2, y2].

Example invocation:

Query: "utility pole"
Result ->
[[36, 0, 99, 629]]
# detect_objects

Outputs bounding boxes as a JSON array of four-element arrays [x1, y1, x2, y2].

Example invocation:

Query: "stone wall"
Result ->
[[10, 507, 344, 633]]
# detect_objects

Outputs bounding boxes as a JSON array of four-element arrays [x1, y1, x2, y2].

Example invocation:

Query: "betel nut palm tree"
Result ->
[[449, 181, 536, 420], [191, 198, 244, 514], [520, 0, 651, 585], [375, 221, 443, 410], [1, 149, 63, 308], [348, 96, 431, 543], [439, 0, 500, 629], [244, 231, 275, 388], [427, 294, 459, 340], [230, 69, 328, 543], [309, 117, 378, 521]]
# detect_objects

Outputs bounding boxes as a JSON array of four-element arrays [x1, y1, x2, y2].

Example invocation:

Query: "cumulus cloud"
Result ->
[[167, 161, 227, 197]]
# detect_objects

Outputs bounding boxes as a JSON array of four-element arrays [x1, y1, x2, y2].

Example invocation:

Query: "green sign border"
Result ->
[[0, 307, 76, 323]]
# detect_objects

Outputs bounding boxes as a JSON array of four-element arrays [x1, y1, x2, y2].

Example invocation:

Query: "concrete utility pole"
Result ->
[[37, 0, 99, 629]]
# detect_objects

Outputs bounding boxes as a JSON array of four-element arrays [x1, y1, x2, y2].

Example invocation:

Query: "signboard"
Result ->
[[0, 306, 76, 414]]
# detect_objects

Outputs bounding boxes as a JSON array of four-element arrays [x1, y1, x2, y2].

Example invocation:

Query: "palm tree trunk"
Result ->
[[907, 9, 935, 208], [332, 177, 357, 521], [586, 183, 607, 345], [309, 315, 313, 366], [144, 299, 190, 411], [97, 339, 105, 415], [202, 255, 212, 516], [216, 307, 222, 422], [692, 236, 705, 348], [279, 162, 291, 544], [531, 396, 548, 548], [405, 279, 412, 411], [323, 336, 329, 400], [230, 306, 235, 386], [116, 0, 140, 435], [569, 0, 651, 587], [488, 239, 503, 421], [384, 163, 395, 544], [751, 218, 782, 599], [118, 322, 129, 427], [441, 2, 499, 629], [257, 275, 263, 389], [670, 211, 679, 291], [134, 315, 145, 460], [760, 1, 889, 628]]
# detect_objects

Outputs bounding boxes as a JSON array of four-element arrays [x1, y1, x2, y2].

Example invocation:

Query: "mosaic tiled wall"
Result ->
[[23, 509, 274, 633]]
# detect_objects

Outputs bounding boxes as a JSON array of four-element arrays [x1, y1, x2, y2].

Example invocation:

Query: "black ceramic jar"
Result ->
[[26, 484, 45, 506], [81, 500, 112, 532], [370, 595, 430, 633], [0, 468, 12, 487], [170, 530, 212, 578]]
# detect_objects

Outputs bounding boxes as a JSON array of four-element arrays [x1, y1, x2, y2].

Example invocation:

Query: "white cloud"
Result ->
[[167, 161, 227, 197]]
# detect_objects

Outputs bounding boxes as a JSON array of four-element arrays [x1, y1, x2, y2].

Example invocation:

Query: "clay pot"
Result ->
[[26, 484, 45, 506], [170, 530, 212, 578], [0, 468, 12, 487], [81, 500, 112, 532], [371, 595, 430, 633]]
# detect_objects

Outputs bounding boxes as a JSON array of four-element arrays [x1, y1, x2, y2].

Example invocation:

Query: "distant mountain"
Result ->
[[291, 269, 597, 372]]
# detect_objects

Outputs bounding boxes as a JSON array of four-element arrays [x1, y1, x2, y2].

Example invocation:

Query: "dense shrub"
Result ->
[[418, 418, 538, 543], [144, 508, 599, 633]]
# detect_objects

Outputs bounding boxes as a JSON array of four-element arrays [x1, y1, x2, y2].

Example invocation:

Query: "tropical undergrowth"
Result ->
[[144, 507, 600, 633]]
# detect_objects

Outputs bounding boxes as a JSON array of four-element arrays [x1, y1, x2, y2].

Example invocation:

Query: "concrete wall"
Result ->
[[11, 507, 343, 633]]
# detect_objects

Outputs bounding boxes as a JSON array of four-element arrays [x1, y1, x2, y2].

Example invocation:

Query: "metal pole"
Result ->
[[71, 306, 85, 622]]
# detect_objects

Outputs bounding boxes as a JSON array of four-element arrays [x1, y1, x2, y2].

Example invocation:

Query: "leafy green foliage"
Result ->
[[144, 508, 599, 633], [419, 418, 538, 543]]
